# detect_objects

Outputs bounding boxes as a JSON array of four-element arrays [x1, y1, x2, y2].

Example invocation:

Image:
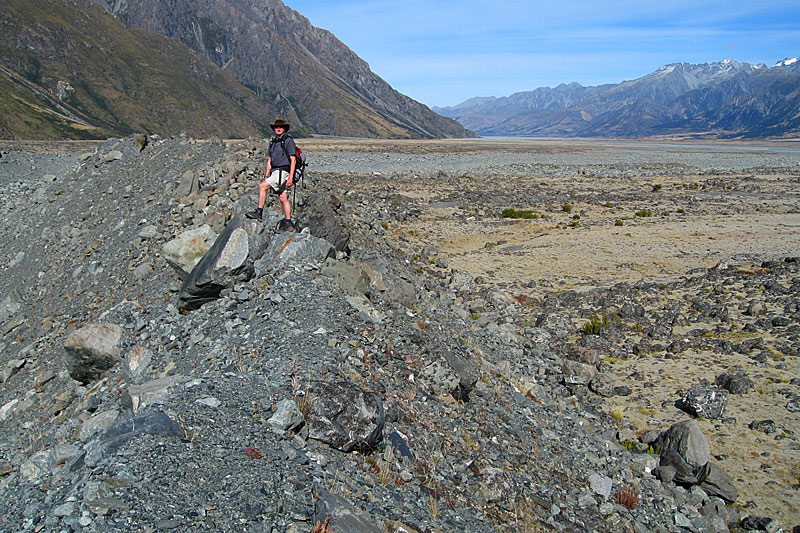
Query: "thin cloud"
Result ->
[[284, 0, 800, 106]]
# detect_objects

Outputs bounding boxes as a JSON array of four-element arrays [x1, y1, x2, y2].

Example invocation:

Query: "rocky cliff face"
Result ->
[[436, 59, 800, 139], [0, 0, 281, 140], [93, 0, 473, 139]]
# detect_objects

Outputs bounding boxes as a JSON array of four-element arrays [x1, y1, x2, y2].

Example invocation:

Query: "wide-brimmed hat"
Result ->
[[270, 119, 290, 130]]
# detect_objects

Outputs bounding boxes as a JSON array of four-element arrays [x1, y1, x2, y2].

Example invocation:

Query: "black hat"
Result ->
[[270, 119, 290, 130]]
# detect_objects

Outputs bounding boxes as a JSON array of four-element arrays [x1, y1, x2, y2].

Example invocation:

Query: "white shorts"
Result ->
[[265, 169, 290, 192]]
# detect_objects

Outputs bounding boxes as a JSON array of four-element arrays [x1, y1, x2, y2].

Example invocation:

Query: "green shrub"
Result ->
[[502, 208, 541, 219], [651, 184, 662, 192], [635, 209, 653, 217], [615, 219, 624, 226], [582, 312, 621, 335], [561, 203, 573, 213]]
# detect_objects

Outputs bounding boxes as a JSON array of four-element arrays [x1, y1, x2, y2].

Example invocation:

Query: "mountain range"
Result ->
[[434, 58, 800, 139], [0, 0, 471, 140]]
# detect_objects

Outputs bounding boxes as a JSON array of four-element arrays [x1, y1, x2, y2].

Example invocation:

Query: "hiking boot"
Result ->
[[245, 209, 262, 222], [275, 219, 296, 233]]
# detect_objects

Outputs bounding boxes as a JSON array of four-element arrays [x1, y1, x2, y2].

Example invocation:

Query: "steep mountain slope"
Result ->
[[0, 0, 279, 139], [436, 59, 800, 139], [92, 0, 473, 139]]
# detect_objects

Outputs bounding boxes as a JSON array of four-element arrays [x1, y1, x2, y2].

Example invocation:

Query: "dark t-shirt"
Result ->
[[269, 135, 296, 170]]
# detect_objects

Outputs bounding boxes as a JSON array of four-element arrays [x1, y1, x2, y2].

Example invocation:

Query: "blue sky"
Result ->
[[282, 0, 800, 108]]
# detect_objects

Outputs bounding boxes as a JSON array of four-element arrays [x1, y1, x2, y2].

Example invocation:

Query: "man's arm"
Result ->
[[287, 155, 296, 187], [265, 156, 272, 180]]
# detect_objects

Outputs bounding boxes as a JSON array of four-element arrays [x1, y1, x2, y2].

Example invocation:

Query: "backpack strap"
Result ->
[[273, 135, 295, 163]]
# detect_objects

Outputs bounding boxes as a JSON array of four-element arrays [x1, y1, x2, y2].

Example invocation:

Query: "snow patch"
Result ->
[[775, 57, 799, 67]]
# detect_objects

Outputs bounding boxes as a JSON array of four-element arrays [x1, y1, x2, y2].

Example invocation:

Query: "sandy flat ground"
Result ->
[[312, 138, 800, 526]]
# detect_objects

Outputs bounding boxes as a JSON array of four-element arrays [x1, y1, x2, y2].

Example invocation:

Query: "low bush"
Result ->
[[582, 312, 621, 335], [502, 208, 541, 219]]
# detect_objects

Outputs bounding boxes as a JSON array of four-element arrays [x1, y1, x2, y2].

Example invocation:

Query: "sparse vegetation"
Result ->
[[615, 484, 640, 509], [561, 203, 573, 213], [502, 208, 541, 219], [615, 219, 624, 226], [311, 515, 334, 533], [582, 312, 620, 335], [635, 209, 653, 217]]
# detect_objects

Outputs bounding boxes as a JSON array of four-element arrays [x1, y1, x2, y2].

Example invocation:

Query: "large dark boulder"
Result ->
[[299, 192, 350, 253], [178, 212, 269, 310], [305, 381, 384, 452], [656, 419, 711, 469], [655, 420, 738, 502]]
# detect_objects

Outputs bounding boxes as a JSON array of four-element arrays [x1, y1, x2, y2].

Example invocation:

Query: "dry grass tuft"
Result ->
[[311, 515, 334, 533], [615, 484, 640, 509]]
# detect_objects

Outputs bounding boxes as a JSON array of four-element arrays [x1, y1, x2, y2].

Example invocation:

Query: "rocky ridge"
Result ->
[[0, 137, 798, 532], [435, 59, 800, 139]]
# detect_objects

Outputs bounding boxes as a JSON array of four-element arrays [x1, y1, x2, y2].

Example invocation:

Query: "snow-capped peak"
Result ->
[[774, 57, 799, 67]]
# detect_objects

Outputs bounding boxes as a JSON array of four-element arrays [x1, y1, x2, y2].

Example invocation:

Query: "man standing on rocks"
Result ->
[[247, 119, 297, 231]]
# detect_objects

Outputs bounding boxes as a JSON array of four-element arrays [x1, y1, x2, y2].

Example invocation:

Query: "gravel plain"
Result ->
[[1, 135, 799, 532]]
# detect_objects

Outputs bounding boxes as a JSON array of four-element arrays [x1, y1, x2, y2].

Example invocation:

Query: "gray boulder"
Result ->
[[176, 169, 199, 198], [476, 466, 519, 509], [320, 260, 371, 297], [700, 461, 738, 503], [450, 270, 477, 295], [305, 381, 384, 452], [299, 192, 351, 253], [254, 231, 335, 277], [162, 224, 217, 279], [84, 411, 183, 467], [441, 349, 479, 400], [267, 399, 304, 434], [422, 360, 460, 397], [122, 375, 186, 413], [178, 213, 269, 310], [656, 419, 711, 469], [677, 385, 728, 419], [0, 289, 22, 322], [123, 346, 153, 384], [589, 374, 616, 397], [63, 323, 123, 384], [536, 311, 575, 339], [312, 487, 382, 533], [716, 370, 754, 394]]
